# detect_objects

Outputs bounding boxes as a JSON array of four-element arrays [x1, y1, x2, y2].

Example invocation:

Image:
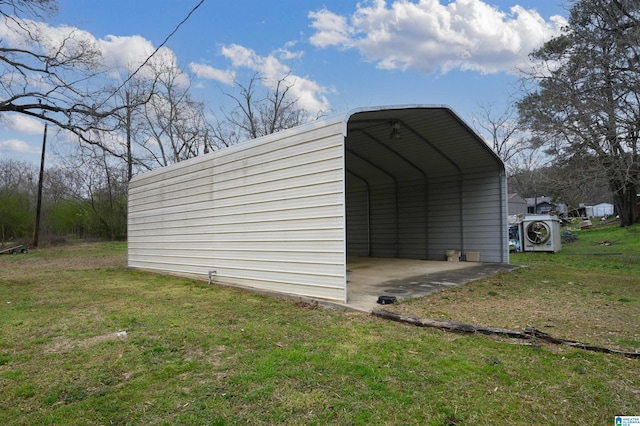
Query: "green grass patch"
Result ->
[[1, 237, 639, 424]]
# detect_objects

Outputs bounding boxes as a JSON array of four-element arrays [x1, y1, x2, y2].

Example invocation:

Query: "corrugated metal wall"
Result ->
[[425, 175, 462, 259], [428, 171, 506, 262], [346, 179, 428, 259], [346, 171, 506, 263], [128, 120, 348, 302], [460, 171, 508, 262]]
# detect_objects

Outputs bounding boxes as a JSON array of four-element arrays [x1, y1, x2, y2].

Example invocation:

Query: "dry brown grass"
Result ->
[[4, 242, 126, 273], [387, 254, 640, 353]]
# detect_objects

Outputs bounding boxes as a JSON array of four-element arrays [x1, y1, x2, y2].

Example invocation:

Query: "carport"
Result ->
[[344, 106, 507, 264], [128, 105, 508, 305]]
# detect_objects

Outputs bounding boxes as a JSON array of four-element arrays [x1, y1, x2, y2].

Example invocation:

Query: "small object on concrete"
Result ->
[[445, 250, 461, 262], [377, 295, 397, 305], [466, 251, 480, 262]]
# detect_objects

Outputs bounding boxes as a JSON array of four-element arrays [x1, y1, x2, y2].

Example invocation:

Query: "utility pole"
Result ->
[[33, 123, 47, 248], [126, 91, 133, 181]]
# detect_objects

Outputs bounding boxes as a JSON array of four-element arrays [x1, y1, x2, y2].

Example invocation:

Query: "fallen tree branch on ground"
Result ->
[[372, 309, 640, 358], [522, 327, 639, 358], [372, 309, 528, 339]]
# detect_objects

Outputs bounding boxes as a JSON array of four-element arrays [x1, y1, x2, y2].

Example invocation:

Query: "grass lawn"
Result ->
[[389, 224, 640, 354], [0, 228, 639, 425]]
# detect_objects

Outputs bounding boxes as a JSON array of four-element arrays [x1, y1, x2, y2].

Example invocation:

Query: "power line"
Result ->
[[100, 0, 206, 106]]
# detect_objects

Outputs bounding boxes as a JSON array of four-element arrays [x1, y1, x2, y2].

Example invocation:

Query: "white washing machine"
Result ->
[[522, 214, 561, 252]]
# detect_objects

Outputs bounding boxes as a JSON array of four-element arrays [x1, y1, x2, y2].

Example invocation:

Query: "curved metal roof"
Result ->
[[343, 105, 504, 183]]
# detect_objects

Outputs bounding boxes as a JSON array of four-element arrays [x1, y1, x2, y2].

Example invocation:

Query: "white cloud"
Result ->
[[192, 43, 331, 115], [1, 16, 184, 82], [220, 44, 260, 69], [1, 114, 46, 135], [0, 139, 40, 153], [189, 63, 236, 85], [98, 35, 185, 82], [308, 0, 567, 75], [308, 9, 354, 48], [98, 34, 155, 72], [275, 47, 304, 61], [0, 17, 98, 61]]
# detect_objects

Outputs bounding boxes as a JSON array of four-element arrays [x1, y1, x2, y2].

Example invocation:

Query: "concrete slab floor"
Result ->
[[343, 256, 519, 312]]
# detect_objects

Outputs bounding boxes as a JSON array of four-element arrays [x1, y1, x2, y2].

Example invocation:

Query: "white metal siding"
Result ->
[[369, 182, 398, 258], [346, 180, 424, 259], [427, 175, 462, 259], [426, 172, 506, 262], [346, 183, 369, 256], [460, 171, 508, 263], [398, 179, 428, 259], [129, 120, 347, 302]]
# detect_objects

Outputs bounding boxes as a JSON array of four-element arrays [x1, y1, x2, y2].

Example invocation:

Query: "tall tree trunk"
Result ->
[[611, 179, 638, 226]]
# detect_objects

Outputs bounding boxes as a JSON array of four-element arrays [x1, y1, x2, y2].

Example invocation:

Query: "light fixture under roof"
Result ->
[[389, 121, 401, 140]]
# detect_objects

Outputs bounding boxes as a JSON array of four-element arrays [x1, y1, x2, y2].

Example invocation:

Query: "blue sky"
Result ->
[[1, 0, 569, 163]]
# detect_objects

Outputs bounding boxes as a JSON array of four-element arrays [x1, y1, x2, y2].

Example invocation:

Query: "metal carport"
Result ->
[[344, 106, 507, 264], [128, 105, 508, 305]]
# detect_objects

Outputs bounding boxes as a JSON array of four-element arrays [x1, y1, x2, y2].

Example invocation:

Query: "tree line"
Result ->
[[1, 0, 639, 247], [0, 158, 127, 244], [1, 1, 313, 245], [476, 0, 639, 225]]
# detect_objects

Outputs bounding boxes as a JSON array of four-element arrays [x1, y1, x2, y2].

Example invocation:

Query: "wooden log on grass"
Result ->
[[524, 327, 640, 358], [373, 309, 640, 358], [372, 309, 529, 339]]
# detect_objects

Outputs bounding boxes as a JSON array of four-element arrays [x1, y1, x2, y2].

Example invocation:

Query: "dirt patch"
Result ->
[[1, 242, 127, 277], [27, 254, 126, 270], [46, 331, 128, 353]]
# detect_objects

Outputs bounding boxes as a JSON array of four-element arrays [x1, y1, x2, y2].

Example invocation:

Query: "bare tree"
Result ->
[[127, 62, 211, 169], [518, 0, 640, 225], [472, 103, 529, 165], [58, 144, 128, 239], [0, 0, 136, 154], [548, 155, 612, 208], [211, 72, 312, 147], [506, 146, 548, 195], [0, 159, 37, 244]]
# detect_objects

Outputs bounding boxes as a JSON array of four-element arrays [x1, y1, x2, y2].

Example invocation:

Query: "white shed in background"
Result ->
[[128, 105, 508, 303], [587, 203, 614, 218]]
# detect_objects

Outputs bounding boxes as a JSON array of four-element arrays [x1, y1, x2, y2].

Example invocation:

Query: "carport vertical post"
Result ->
[[346, 148, 399, 258], [500, 170, 509, 263], [395, 181, 400, 257], [424, 176, 429, 259], [346, 170, 372, 257], [459, 173, 465, 258]]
